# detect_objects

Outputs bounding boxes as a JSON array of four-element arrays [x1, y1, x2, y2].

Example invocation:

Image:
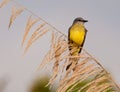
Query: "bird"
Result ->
[[66, 17, 88, 70]]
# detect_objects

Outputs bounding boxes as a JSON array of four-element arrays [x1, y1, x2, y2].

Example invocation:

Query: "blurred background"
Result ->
[[0, 0, 120, 92]]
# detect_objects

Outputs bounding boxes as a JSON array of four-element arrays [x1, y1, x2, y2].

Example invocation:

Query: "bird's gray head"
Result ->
[[73, 17, 88, 24]]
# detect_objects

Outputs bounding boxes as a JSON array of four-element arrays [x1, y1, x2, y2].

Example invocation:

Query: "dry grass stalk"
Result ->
[[48, 36, 68, 85], [64, 44, 88, 71], [24, 28, 49, 54], [21, 15, 40, 46], [45, 33, 67, 84], [60, 70, 97, 92], [95, 83, 114, 92], [0, 0, 10, 8], [8, 6, 24, 28], [24, 29, 49, 53], [37, 32, 60, 70], [37, 32, 68, 86], [57, 58, 92, 91], [31, 28, 49, 44], [61, 57, 93, 84], [95, 75, 119, 91], [77, 73, 109, 92], [37, 32, 57, 70], [64, 49, 91, 78], [58, 67, 101, 92], [46, 60, 59, 86], [37, 49, 53, 71], [57, 54, 120, 92]]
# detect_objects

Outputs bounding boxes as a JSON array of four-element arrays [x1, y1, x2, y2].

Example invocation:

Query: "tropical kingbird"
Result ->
[[66, 17, 88, 70]]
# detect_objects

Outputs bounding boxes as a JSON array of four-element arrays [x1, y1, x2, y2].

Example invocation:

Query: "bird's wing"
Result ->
[[68, 26, 71, 43], [78, 28, 88, 53], [68, 26, 73, 51]]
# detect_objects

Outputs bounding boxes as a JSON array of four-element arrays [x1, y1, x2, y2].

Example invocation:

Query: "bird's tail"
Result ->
[[66, 57, 79, 71], [66, 43, 82, 70], [66, 44, 80, 70], [66, 63, 72, 70]]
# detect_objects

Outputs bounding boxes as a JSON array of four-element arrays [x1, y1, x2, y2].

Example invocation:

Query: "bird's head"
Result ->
[[73, 17, 88, 24]]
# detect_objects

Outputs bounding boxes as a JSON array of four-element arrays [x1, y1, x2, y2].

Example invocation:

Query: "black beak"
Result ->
[[83, 20, 88, 22]]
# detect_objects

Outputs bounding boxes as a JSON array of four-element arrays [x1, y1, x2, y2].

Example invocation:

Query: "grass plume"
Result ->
[[9, 6, 24, 29], [21, 15, 40, 47], [0, 0, 10, 8]]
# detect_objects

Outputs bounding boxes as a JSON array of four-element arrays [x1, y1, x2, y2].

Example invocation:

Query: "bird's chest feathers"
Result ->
[[70, 25, 85, 45]]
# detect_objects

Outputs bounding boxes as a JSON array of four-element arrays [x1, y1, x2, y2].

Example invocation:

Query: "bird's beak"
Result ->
[[83, 20, 88, 22]]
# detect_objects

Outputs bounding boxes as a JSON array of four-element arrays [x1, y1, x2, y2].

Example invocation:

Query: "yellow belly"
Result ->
[[70, 26, 85, 45]]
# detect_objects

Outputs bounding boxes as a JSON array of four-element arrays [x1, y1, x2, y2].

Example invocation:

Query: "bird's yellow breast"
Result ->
[[70, 24, 85, 45]]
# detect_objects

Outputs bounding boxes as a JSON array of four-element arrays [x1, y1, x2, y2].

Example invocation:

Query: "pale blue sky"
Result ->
[[0, 0, 120, 92]]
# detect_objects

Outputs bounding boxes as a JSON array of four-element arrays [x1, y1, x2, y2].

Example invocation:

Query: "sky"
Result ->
[[0, 0, 120, 92]]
